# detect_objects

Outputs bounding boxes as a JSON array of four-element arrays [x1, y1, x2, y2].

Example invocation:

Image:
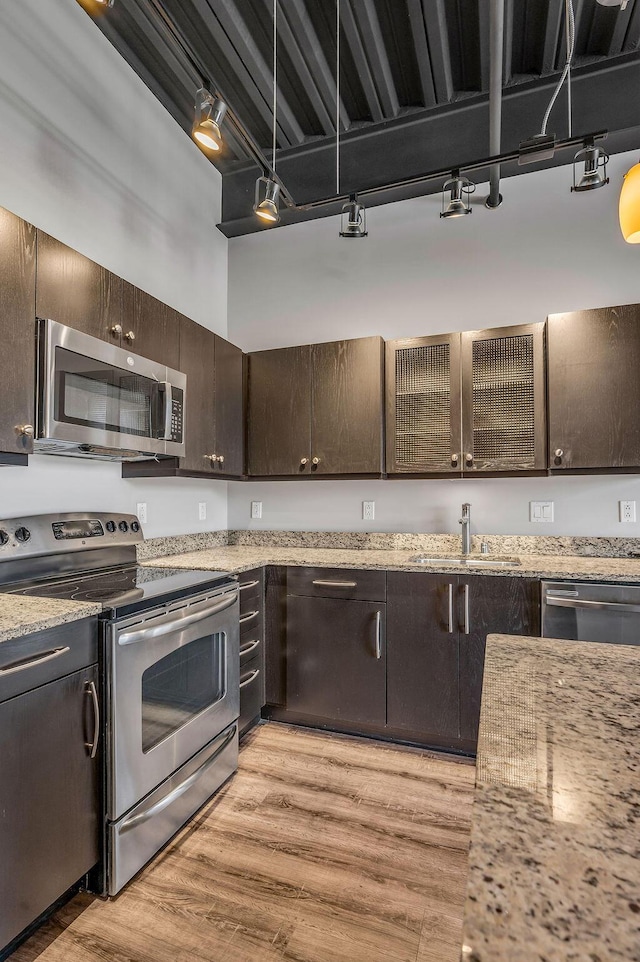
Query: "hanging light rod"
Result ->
[[292, 130, 608, 213]]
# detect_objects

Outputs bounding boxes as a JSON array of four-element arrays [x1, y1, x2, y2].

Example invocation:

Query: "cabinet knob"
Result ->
[[300, 458, 309, 466], [451, 453, 459, 465], [123, 330, 136, 343], [554, 448, 564, 459], [204, 454, 217, 462], [15, 424, 34, 437], [312, 457, 321, 465], [217, 455, 225, 464], [110, 324, 123, 337], [465, 453, 473, 466]]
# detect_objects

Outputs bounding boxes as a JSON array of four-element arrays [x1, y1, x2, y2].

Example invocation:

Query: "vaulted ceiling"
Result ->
[[92, 0, 640, 235]]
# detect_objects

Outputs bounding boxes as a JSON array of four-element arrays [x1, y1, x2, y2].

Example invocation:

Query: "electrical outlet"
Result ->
[[529, 501, 554, 523], [619, 500, 636, 523], [136, 502, 147, 525], [198, 502, 207, 521], [251, 501, 263, 520], [362, 501, 375, 521]]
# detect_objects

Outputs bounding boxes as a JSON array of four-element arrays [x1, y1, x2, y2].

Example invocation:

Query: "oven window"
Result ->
[[141, 633, 226, 753], [55, 347, 156, 438]]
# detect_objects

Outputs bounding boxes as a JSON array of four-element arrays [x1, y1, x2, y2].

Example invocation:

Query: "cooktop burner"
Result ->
[[12, 565, 232, 613]]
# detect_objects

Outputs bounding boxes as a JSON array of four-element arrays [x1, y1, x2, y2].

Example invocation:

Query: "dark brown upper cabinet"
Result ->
[[0, 208, 36, 462], [123, 315, 244, 480], [248, 336, 384, 477], [121, 282, 179, 368], [386, 323, 546, 476], [548, 304, 640, 472], [36, 231, 122, 344]]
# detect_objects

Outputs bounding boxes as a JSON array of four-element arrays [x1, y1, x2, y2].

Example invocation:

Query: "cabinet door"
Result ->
[[459, 575, 540, 744], [0, 209, 36, 456], [0, 665, 99, 949], [548, 305, 640, 470], [36, 231, 122, 343], [461, 323, 546, 473], [248, 346, 311, 476], [178, 315, 216, 474], [386, 334, 462, 474], [287, 596, 386, 726], [387, 572, 459, 742], [213, 334, 244, 477], [122, 282, 179, 367], [312, 336, 384, 474]]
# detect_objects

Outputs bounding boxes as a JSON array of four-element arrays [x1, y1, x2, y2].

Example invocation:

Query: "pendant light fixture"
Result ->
[[440, 171, 475, 219], [76, 0, 114, 13], [254, 0, 280, 225], [571, 138, 609, 192], [619, 160, 640, 244], [192, 88, 227, 152]]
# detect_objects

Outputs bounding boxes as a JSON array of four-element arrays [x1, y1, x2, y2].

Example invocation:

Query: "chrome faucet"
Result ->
[[459, 503, 472, 555]]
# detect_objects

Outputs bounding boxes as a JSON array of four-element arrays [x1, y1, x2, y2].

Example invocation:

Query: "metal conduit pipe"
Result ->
[[486, 0, 504, 209]]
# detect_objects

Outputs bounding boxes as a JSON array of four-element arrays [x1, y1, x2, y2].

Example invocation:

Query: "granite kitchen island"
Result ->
[[461, 632, 640, 961]]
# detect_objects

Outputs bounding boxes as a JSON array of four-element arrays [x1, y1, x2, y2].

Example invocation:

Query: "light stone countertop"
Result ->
[[461, 633, 640, 962], [140, 544, 640, 582], [0, 594, 101, 644]]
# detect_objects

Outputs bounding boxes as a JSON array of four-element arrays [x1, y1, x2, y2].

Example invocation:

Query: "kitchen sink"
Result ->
[[409, 555, 521, 568]]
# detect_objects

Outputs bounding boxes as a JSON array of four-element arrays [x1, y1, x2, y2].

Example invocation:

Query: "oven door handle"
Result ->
[[544, 596, 640, 613], [119, 725, 237, 832], [118, 591, 237, 646]]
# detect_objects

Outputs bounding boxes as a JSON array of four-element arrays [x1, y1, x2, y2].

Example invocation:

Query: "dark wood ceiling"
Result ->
[[93, 0, 640, 235]]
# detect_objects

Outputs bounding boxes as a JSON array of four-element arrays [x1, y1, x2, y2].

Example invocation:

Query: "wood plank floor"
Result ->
[[11, 723, 475, 962]]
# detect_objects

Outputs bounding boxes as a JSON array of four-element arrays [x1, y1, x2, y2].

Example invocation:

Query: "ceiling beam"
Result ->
[[349, 0, 400, 118], [623, 0, 640, 50], [405, 0, 437, 107], [605, 1, 635, 56], [478, 0, 491, 92], [218, 54, 640, 235], [340, 1, 384, 122], [541, 0, 565, 73], [280, 0, 350, 132], [421, 0, 454, 103], [503, 0, 514, 84]]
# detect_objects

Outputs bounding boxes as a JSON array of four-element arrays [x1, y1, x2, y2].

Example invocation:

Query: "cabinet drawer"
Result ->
[[238, 571, 263, 614], [239, 635, 262, 666], [0, 618, 98, 704], [287, 567, 386, 602], [239, 606, 262, 638], [239, 658, 264, 735]]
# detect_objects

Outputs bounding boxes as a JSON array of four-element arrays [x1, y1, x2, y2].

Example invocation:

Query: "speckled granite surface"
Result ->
[[140, 545, 640, 583], [143, 529, 640, 559], [462, 633, 640, 962], [0, 595, 101, 644]]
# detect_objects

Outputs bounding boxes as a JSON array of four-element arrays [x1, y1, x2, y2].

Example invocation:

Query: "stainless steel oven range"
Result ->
[[0, 512, 239, 896]]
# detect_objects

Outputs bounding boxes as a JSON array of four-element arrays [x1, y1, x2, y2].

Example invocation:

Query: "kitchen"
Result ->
[[0, 0, 639, 960]]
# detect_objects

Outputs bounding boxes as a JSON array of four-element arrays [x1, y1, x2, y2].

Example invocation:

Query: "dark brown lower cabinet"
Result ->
[[286, 595, 386, 727], [386, 572, 460, 745]]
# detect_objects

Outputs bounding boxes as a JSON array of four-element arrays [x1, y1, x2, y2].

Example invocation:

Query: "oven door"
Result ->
[[107, 585, 239, 820]]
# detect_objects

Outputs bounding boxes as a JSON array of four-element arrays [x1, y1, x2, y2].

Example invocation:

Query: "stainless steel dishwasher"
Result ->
[[542, 581, 640, 645]]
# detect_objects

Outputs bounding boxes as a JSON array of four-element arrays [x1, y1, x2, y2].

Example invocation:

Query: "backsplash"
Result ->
[[139, 529, 640, 559]]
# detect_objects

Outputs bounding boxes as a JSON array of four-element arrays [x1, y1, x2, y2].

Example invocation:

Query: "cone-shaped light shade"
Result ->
[[620, 162, 640, 244], [192, 92, 226, 152], [254, 179, 281, 224]]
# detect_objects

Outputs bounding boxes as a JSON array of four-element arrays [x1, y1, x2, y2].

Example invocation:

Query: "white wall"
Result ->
[[227, 150, 640, 537], [0, 0, 228, 537]]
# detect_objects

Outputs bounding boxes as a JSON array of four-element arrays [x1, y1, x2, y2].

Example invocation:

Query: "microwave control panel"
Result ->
[[169, 389, 183, 443]]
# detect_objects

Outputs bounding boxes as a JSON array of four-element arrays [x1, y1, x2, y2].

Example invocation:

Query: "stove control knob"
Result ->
[[0, 530, 9, 546], [15, 526, 31, 543], [118, 521, 129, 533], [131, 521, 140, 533], [105, 520, 116, 533]]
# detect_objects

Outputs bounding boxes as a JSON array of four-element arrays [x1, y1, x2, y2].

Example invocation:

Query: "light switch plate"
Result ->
[[362, 501, 375, 521], [530, 501, 554, 523], [251, 501, 263, 520], [136, 502, 147, 525], [198, 502, 207, 521]]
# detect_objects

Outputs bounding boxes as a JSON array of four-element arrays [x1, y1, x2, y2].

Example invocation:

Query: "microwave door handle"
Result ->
[[158, 381, 172, 440]]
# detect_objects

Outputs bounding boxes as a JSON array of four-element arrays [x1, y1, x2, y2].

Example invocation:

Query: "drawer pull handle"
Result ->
[[240, 639, 261, 656], [462, 583, 470, 634], [0, 646, 70, 677], [311, 580, 358, 588], [239, 580, 260, 591], [239, 610, 259, 624], [374, 610, 382, 659], [85, 680, 100, 759], [447, 583, 454, 633], [240, 668, 260, 689]]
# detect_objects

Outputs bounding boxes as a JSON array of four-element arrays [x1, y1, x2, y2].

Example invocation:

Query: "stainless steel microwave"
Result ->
[[35, 319, 186, 461]]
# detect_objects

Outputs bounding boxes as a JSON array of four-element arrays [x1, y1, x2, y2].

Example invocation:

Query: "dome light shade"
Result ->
[[619, 161, 640, 244], [192, 90, 227, 152], [339, 194, 368, 238], [254, 177, 281, 224]]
